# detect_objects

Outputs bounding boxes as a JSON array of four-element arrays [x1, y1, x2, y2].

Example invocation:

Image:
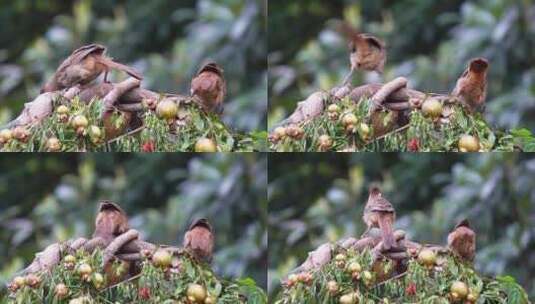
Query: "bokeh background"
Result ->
[[0, 0, 267, 132], [0, 153, 267, 299], [268, 153, 535, 299], [268, 0, 535, 130]]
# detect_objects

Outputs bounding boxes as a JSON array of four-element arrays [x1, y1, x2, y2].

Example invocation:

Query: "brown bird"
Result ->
[[336, 22, 386, 85], [93, 201, 130, 244], [183, 218, 214, 263], [451, 58, 489, 113], [362, 185, 396, 251], [190, 62, 226, 115], [41, 44, 142, 93], [447, 219, 476, 262]]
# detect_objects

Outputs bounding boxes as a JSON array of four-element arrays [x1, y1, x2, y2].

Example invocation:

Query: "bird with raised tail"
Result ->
[[41, 44, 143, 93], [362, 185, 396, 251]]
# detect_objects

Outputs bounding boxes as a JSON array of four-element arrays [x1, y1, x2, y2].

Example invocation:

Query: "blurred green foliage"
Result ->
[[268, 153, 535, 300], [0, 0, 267, 132], [268, 0, 535, 132], [0, 153, 268, 299]]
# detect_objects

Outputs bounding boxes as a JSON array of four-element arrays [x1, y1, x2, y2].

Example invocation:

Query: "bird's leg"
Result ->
[[342, 68, 355, 87], [360, 226, 371, 239]]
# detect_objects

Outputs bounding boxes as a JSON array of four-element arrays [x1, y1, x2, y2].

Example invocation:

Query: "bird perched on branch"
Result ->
[[447, 219, 476, 262], [190, 62, 226, 115], [362, 185, 396, 251], [93, 201, 130, 244], [335, 21, 386, 85], [183, 218, 214, 263], [41, 44, 142, 93], [451, 58, 489, 113]]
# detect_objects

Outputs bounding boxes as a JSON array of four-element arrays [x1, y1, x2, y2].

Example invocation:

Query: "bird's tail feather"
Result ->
[[98, 57, 143, 80], [378, 214, 394, 250]]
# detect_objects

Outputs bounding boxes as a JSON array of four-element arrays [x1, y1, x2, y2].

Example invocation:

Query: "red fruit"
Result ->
[[406, 282, 417, 296], [139, 287, 151, 300], [142, 140, 155, 152], [407, 138, 420, 152]]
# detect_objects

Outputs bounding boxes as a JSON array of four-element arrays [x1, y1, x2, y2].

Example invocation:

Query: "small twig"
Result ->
[[102, 229, 139, 267], [106, 126, 145, 145], [82, 237, 108, 253], [373, 271, 408, 289], [363, 124, 410, 147], [100, 273, 143, 292]]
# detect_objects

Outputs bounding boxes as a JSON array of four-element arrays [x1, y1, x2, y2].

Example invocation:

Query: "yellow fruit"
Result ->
[[298, 272, 313, 284], [0, 129, 13, 144], [89, 125, 102, 140], [47, 137, 61, 152], [342, 113, 358, 126], [77, 263, 92, 276], [358, 123, 371, 140], [339, 292, 358, 304], [69, 297, 90, 304], [318, 135, 333, 151], [25, 274, 41, 287], [12, 126, 30, 142], [335, 254, 346, 261], [286, 124, 304, 139], [274, 126, 286, 137], [450, 281, 469, 299], [327, 280, 338, 294], [152, 249, 172, 268], [328, 104, 340, 113], [55, 283, 69, 299], [156, 99, 178, 119], [13, 276, 25, 288], [417, 249, 436, 266], [187, 283, 207, 302], [194, 138, 217, 152], [347, 262, 362, 273], [92, 272, 105, 289], [458, 135, 480, 152], [422, 99, 443, 118], [56, 105, 69, 115], [64, 255, 76, 263], [362, 271, 373, 282], [467, 292, 478, 301], [72, 115, 89, 129], [204, 295, 217, 304]]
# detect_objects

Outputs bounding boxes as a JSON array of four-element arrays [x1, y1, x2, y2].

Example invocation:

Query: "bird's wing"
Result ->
[[369, 196, 395, 212], [56, 44, 106, 73]]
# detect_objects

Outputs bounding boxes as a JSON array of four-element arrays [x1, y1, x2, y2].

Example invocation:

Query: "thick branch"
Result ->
[[369, 77, 408, 114], [1, 80, 189, 129], [102, 229, 139, 267], [101, 78, 141, 116], [274, 82, 448, 128]]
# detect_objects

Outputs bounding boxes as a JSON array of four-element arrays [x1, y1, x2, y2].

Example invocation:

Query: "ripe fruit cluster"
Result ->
[[276, 246, 522, 303], [7, 249, 257, 303], [271, 94, 512, 151]]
